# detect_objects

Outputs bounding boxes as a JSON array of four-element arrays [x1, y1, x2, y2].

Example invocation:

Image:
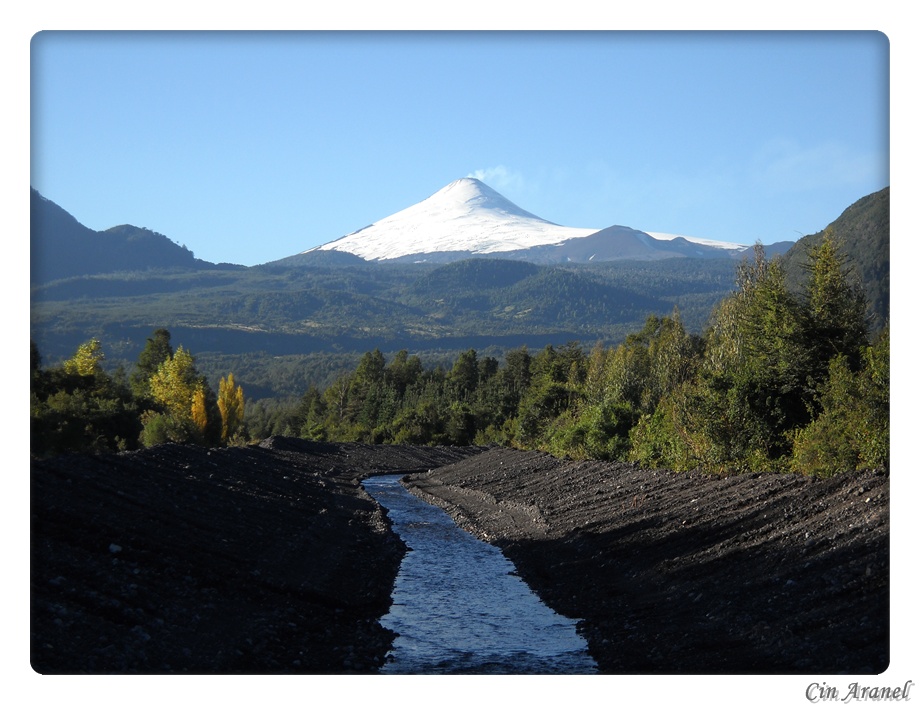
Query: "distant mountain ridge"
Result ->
[[284, 177, 786, 265], [32, 180, 794, 282], [30, 188, 213, 283], [30, 184, 888, 400]]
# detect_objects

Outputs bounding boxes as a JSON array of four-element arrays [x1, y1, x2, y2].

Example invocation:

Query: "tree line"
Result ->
[[31, 329, 244, 456], [31, 233, 889, 476], [259, 234, 888, 476]]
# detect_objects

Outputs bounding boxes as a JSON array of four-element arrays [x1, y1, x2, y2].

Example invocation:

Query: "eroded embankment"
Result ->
[[30, 437, 483, 674], [402, 447, 889, 674]]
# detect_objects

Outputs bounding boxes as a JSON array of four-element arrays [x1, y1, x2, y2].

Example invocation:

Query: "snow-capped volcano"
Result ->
[[300, 177, 752, 264], [307, 178, 599, 262]]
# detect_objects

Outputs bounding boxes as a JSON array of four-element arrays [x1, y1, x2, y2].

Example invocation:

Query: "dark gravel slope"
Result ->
[[402, 447, 889, 674], [31, 438, 482, 674], [32, 439, 889, 676]]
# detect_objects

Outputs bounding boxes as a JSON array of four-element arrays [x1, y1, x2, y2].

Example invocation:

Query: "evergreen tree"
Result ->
[[448, 349, 479, 402], [645, 311, 702, 411], [702, 244, 811, 464], [605, 328, 651, 411], [791, 325, 889, 475], [131, 329, 173, 399], [323, 374, 353, 427], [295, 384, 327, 440], [497, 346, 532, 416], [515, 345, 584, 447], [385, 350, 423, 398], [802, 231, 869, 376], [347, 349, 386, 427], [584, 341, 609, 406]]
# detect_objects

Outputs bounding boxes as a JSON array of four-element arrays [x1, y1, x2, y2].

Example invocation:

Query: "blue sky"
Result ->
[[30, 31, 889, 266]]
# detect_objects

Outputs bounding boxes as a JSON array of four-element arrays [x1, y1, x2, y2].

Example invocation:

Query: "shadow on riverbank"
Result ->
[[32, 438, 888, 675], [402, 447, 889, 674], [31, 438, 482, 674]]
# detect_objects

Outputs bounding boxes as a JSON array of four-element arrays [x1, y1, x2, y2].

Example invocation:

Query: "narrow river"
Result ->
[[362, 474, 597, 674]]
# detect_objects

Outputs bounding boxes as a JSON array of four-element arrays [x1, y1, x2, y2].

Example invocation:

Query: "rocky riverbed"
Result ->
[[30, 437, 481, 674], [32, 439, 889, 675], [402, 448, 890, 674]]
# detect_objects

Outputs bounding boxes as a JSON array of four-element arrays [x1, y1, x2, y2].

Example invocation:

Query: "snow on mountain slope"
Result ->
[[644, 231, 747, 252], [304, 178, 746, 262], [307, 178, 599, 261]]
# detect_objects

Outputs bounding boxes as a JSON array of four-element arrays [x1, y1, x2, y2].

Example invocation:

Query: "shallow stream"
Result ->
[[362, 474, 597, 674]]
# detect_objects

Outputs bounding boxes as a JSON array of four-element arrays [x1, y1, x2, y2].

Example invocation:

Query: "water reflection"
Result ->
[[363, 474, 597, 674]]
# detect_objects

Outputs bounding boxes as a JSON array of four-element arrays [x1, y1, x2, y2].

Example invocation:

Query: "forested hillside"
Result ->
[[782, 186, 889, 327], [32, 187, 888, 404], [31, 185, 889, 467], [31, 254, 742, 399], [249, 235, 889, 476], [32, 232, 889, 478]]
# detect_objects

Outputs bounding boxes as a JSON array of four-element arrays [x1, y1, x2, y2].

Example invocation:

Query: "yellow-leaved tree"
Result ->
[[191, 385, 210, 438], [149, 346, 199, 420], [63, 338, 105, 377], [142, 345, 216, 446], [217, 373, 245, 443]]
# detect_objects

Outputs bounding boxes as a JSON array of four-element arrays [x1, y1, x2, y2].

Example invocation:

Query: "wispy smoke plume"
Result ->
[[466, 166, 525, 194]]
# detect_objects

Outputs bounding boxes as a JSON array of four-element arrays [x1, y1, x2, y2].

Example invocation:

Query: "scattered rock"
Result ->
[[33, 440, 888, 675], [403, 447, 889, 674], [30, 438, 481, 674]]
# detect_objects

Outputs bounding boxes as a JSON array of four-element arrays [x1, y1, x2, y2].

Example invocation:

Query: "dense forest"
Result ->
[[31, 233, 889, 477]]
